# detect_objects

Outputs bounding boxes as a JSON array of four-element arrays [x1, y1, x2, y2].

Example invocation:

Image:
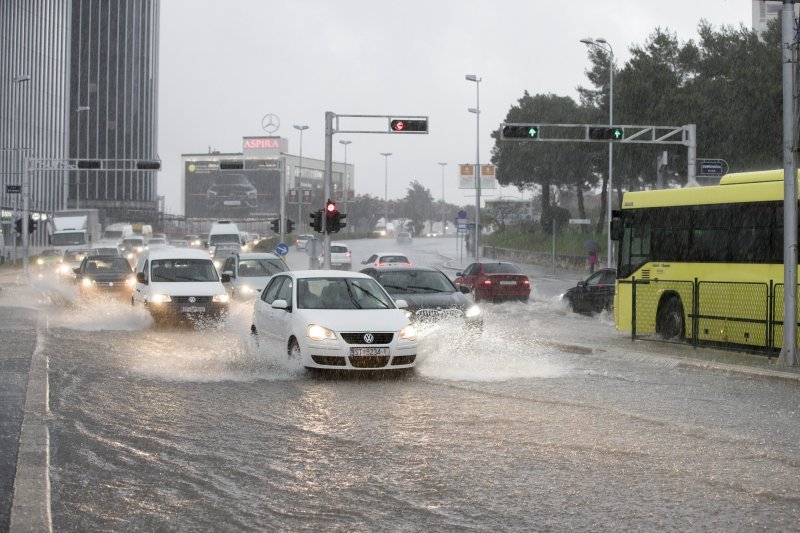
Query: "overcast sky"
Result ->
[[157, 0, 752, 215]]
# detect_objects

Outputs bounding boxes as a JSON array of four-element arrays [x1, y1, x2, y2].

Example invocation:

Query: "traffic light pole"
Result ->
[[323, 112, 333, 270]]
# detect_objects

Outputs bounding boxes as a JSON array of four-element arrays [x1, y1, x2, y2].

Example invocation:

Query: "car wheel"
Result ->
[[656, 296, 685, 339], [288, 338, 301, 360], [471, 288, 481, 303]]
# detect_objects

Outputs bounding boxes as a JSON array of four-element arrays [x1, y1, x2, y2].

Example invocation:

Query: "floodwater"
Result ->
[[17, 276, 798, 532]]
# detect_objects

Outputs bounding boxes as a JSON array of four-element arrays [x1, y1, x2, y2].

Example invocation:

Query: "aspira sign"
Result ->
[[242, 136, 288, 156]]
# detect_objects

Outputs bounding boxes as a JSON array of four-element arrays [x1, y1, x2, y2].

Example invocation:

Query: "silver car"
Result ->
[[221, 252, 289, 300]]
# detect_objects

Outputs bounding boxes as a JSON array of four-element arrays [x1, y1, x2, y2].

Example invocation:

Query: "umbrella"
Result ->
[[584, 240, 600, 253]]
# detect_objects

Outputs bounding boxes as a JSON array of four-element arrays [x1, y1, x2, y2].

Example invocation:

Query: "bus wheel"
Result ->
[[657, 296, 685, 339]]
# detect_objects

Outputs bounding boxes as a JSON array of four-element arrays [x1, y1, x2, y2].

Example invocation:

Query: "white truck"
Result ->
[[49, 209, 101, 251]]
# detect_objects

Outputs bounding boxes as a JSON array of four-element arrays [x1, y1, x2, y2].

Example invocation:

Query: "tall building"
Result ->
[[0, 0, 160, 249]]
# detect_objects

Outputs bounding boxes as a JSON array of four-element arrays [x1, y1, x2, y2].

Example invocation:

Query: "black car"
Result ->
[[73, 254, 135, 298], [562, 268, 616, 314], [360, 265, 482, 333]]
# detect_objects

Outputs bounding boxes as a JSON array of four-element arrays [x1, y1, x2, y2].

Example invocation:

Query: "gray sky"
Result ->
[[158, 0, 752, 215]]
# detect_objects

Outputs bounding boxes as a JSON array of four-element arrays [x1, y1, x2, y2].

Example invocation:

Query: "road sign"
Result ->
[[569, 218, 591, 225], [698, 158, 728, 177], [275, 243, 289, 256], [6, 185, 21, 194], [457, 210, 467, 219]]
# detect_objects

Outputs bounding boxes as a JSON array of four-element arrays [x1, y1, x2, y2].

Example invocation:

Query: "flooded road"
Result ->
[[21, 267, 796, 531]]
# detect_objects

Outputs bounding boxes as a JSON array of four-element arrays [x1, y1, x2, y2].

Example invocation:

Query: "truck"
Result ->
[[49, 209, 101, 251]]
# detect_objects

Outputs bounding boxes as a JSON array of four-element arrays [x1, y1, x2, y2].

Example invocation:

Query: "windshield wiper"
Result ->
[[350, 283, 388, 308], [343, 284, 363, 309], [380, 283, 407, 291], [407, 285, 442, 292]]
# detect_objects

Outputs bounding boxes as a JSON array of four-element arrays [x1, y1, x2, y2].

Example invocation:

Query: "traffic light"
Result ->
[[219, 160, 244, 170], [588, 126, 624, 141], [502, 124, 539, 140], [14, 218, 22, 235], [389, 118, 428, 133], [77, 159, 102, 169], [337, 212, 347, 232], [286, 219, 295, 233], [136, 160, 161, 170], [271, 219, 280, 233], [310, 210, 323, 233], [28, 216, 37, 233]]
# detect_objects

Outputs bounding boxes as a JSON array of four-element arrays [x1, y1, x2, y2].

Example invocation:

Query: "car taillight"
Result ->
[[523, 279, 531, 286], [346, 252, 351, 258], [404, 262, 412, 266], [377, 262, 384, 266], [483, 279, 492, 285]]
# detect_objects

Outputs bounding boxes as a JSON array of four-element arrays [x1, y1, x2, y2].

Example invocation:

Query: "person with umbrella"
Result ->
[[585, 240, 600, 273]]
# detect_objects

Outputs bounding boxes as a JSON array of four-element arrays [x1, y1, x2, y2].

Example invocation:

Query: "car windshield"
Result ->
[[238, 259, 287, 277], [330, 245, 348, 253], [122, 238, 143, 247], [84, 257, 132, 274], [379, 255, 409, 264], [376, 270, 455, 294], [41, 249, 62, 257], [64, 250, 90, 262], [150, 259, 219, 282], [91, 248, 119, 255], [209, 234, 240, 245], [483, 263, 522, 274], [297, 277, 394, 310]]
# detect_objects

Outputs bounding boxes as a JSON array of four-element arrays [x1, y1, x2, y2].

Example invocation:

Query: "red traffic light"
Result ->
[[389, 118, 428, 133], [326, 200, 337, 213]]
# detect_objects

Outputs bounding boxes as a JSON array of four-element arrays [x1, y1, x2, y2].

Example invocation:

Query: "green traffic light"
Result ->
[[528, 127, 538, 138], [611, 127, 624, 139]]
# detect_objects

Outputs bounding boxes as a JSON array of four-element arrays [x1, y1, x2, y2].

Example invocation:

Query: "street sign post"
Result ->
[[569, 218, 591, 225], [275, 243, 289, 257], [697, 158, 728, 178], [5, 185, 21, 194]]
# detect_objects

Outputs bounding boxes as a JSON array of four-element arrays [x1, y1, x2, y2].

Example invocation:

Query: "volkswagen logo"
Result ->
[[188, 296, 197, 304], [363, 333, 374, 344], [261, 113, 280, 134]]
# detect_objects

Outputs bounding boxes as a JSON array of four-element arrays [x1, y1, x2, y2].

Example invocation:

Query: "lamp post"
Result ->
[[339, 139, 352, 228], [380, 152, 392, 235], [293, 125, 309, 230], [75, 106, 90, 209], [466, 74, 481, 261], [580, 37, 614, 268], [438, 162, 447, 235], [13, 75, 31, 275]]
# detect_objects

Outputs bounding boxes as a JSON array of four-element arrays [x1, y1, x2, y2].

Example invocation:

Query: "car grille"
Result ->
[[171, 296, 213, 304], [391, 355, 416, 366], [311, 355, 346, 366], [340, 332, 394, 344], [415, 308, 464, 320], [349, 355, 390, 368]]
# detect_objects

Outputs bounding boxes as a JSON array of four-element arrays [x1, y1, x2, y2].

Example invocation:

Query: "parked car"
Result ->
[[562, 268, 616, 314], [454, 261, 531, 302], [328, 242, 352, 270], [361, 265, 482, 334], [132, 248, 230, 326], [221, 252, 289, 301], [73, 254, 135, 299], [295, 234, 314, 250], [250, 270, 417, 371], [360, 252, 412, 267], [396, 231, 413, 244]]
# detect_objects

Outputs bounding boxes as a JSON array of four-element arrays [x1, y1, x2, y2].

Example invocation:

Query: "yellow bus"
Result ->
[[612, 169, 796, 351]]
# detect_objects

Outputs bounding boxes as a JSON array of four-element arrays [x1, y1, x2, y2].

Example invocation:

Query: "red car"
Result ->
[[454, 261, 531, 302]]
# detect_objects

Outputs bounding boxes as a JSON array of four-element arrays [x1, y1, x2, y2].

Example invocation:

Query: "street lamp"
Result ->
[[293, 125, 309, 230], [380, 152, 392, 235], [339, 139, 352, 227], [13, 74, 31, 275], [75, 106, 90, 209], [466, 74, 481, 261], [581, 37, 615, 268], [438, 162, 447, 235]]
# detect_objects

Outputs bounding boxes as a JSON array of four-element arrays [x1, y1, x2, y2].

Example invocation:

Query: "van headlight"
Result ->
[[150, 294, 172, 304], [399, 324, 417, 340], [239, 285, 254, 295], [213, 293, 230, 303], [306, 324, 336, 341], [58, 264, 71, 274], [465, 305, 481, 318]]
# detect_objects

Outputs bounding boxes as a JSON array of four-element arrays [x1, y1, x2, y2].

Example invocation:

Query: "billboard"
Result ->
[[459, 164, 497, 189], [184, 158, 282, 218]]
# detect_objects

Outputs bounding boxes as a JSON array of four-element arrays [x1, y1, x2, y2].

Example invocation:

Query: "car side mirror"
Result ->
[[136, 272, 147, 284], [395, 299, 408, 309], [220, 273, 231, 283], [361, 260, 367, 265], [456, 272, 463, 277], [223, 270, 234, 278], [73, 267, 80, 274], [272, 299, 289, 310], [577, 281, 586, 288], [459, 285, 471, 294]]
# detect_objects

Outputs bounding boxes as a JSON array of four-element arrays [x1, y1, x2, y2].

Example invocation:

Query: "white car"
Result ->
[[328, 242, 352, 270], [295, 234, 314, 250], [132, 248, 231, 325], [251, 271, 417, 371], [360, 252, 412, 267], [221, 252, 289, 301]]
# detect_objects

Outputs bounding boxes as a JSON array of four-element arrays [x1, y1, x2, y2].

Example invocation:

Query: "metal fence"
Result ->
[[625, 277, 795, 356]]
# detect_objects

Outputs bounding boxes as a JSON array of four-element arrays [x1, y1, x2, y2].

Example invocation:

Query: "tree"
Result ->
[[398, 180, 435, 236]]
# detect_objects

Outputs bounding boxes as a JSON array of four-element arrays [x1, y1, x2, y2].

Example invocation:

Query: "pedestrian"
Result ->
[[588, 249, 598, 273]]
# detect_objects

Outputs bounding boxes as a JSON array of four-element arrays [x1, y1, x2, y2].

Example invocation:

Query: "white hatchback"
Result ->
[[328, 242, 352, 270], [251, 271, 417, 371]]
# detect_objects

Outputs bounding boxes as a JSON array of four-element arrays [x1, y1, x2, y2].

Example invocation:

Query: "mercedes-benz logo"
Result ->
[[188, 296, 197, 303], [261, 113, 280, 134], [363, 333, 374, 344]]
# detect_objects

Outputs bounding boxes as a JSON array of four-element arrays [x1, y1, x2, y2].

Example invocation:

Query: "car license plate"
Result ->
[[350, 347, 389, 356], [500, 280, 517, 285], [181, 306, 206, 313]]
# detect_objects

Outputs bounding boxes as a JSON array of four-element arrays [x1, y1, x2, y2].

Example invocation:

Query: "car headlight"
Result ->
[[213, 293, 230, 303], [247, 190, 257, 198], [81, 278, 94, 287], [399, 324, 417, 340], [58, 264, 71, 274], [150, 293, 172, 304], [465, 305, 481, 318], [214, 260, 223, 269], [126, 253, 134, 260], [240, 285, 254, 295], [125, 276, 136, 287], [306, 324, 336, 341], [36, 258, 44, 265]]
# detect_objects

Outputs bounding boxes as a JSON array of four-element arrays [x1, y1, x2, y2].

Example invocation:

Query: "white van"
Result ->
[[132, 248, 230, 324], [207, 220, 241, 249]]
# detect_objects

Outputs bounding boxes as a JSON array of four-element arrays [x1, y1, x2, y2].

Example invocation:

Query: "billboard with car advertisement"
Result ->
[[183, 157, 282, 218]]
